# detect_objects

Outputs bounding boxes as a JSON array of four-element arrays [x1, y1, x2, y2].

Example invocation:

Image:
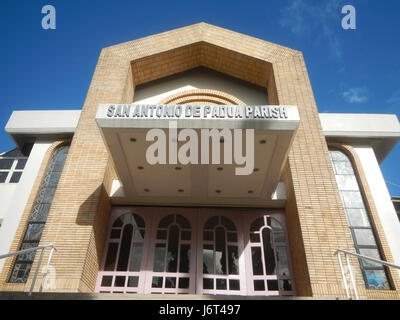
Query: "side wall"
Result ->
[[0, 140, 69, 291], [354, 146, 400, 277], [0, 141, 52, 273]]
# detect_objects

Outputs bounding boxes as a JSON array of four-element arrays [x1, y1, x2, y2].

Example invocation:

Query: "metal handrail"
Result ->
[[0, 244, 57, 296], [334, 249, 400, 300]]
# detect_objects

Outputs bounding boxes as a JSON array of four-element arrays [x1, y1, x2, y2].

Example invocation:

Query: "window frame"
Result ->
[[329, 146, 392, 290], [0, 149, 28, 184], [8, 145, 70, 283], [96, 207, 296, 296]]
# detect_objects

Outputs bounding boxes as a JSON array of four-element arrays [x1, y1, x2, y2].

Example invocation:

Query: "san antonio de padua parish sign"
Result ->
[[95, 104, 300, 176]]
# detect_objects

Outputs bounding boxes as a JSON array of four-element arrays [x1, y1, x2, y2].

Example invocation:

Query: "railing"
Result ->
[[0, 244, 56, 296], [334, 249, 400, 300]]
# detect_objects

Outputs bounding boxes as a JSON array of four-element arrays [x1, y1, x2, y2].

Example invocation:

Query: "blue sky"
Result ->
[[0, 0, 399, 195]]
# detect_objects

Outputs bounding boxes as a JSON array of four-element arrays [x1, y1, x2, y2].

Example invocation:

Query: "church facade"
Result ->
[[0, 23, 399, 299]]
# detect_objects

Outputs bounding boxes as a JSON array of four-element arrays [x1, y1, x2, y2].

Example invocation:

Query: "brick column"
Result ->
[[35, 50, 134, 292], [272, 55, 356, 298]]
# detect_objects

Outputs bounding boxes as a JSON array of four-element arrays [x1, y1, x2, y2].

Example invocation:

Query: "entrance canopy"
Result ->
[[95, 104, 299, 207]]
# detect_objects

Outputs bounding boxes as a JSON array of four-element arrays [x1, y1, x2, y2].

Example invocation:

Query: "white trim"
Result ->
[[354, 146, 400, 279]]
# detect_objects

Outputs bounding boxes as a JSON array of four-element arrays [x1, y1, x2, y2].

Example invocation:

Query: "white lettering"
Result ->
[[234, 129, 254, 175], [342, 5, 356, 30], [146, 129, 166, 164], [41, 5, 56, 30], [178, 129, 198, 164]]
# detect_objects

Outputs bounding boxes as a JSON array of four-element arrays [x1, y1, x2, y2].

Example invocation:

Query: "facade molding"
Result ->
[[159, 88, 245, 105]]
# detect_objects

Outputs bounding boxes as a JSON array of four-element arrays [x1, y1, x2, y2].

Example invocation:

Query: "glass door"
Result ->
[[196, 209, 247, 295], [96, 207, 296, 296], [95, 207, 153, 293], [242, 212, 296, 295], [143, 208, 197, 294]]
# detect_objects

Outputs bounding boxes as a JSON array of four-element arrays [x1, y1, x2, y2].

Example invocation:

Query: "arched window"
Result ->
[[329, 148, 390, 290], [149, 214, 193, 293], [201, 215, 241, 293], [9, 145, 69, 283], [246, 215, 294, 295], [97, 212, 146, 293]]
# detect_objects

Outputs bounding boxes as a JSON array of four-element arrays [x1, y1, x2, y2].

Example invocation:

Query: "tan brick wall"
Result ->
[[271, 55, 357, 298], [281, 162, 313, 296], [1, 23, 397, 298]]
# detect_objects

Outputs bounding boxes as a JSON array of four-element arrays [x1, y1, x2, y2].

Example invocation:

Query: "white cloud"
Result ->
[[279, 0, 310, 35], [342, 88, 368, 103], [279, 0, 343, 59]]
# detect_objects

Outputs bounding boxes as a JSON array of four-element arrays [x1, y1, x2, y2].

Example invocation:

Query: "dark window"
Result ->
[[10, 172, 22, 183], [9, 145, 70, 283], [166, 225, 179, 272], [0, 159, 13, 169], [262, 228, 276, 275], [16, 159, 27, 170], [0, 172, 8, 183], [117, 225, 133, 271], [0, 148, 28, 184], [104, 243, 119, 271]]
